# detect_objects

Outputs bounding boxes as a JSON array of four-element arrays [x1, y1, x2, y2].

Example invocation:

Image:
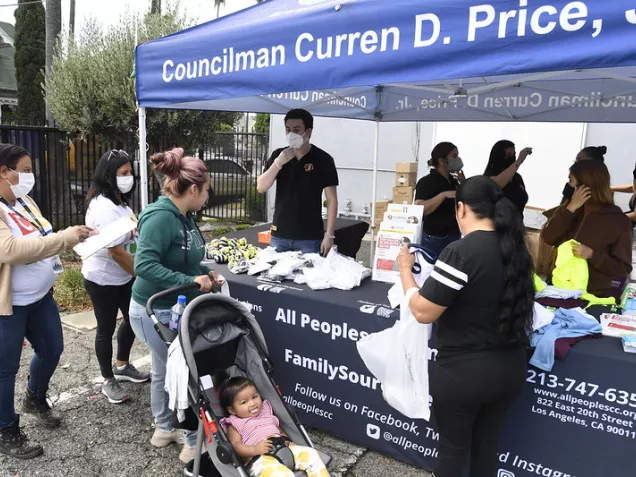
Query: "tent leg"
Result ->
[[138, 107, 149, 210], [369, 119, 380, 266]]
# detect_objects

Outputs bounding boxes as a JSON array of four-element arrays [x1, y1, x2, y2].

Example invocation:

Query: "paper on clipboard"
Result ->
[[73, 217, 137, 260]]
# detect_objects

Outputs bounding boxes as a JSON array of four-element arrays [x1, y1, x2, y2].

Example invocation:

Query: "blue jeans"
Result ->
[[270, 236, 321, 254], [0, 293, 64, 428], [128, 299, 197, 447], [420, 232, 461, 262]]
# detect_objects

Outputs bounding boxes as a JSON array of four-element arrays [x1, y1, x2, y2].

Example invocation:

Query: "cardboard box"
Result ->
[[393, 186, 415, 204], [371, 199, 390, 211], [258, 230, 271, 245], [370, 200, 391, 229], [526, 230, 540, 270], [523, 206, 548, 230], [396, 162, 418, 174], [395, 172, 417, 187]]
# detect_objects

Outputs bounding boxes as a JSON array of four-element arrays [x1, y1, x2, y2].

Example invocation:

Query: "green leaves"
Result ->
[[14, 0, 46, 124], [45, 8, 240, 148]]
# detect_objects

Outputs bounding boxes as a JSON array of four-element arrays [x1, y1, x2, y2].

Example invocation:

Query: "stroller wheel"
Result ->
[[183, 451, 221, 477], [216, 442, 233, 465]]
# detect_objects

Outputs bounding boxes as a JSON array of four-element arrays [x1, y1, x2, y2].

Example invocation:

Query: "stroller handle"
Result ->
[[145, 282, 223, 345], [146, 283, 199, 345], [145, 283, 200, 318]]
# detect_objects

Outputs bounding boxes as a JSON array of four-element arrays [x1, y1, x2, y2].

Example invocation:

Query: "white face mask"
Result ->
[[287, 132, 306, 149], [117, 176, 134, 194], [6, 170, 35, 199]]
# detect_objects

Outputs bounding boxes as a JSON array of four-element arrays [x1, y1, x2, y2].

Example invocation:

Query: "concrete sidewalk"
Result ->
[[0, 312, 431, 477]]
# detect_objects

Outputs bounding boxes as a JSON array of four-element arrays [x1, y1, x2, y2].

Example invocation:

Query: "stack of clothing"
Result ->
[[530, 307, 602, 371], [533, 239, 618, 310]]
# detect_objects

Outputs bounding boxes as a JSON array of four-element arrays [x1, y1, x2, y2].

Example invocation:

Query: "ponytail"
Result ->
[[429, 142, 457, 168], [456, 176, 534, 347], [493, 196, 535, 346]]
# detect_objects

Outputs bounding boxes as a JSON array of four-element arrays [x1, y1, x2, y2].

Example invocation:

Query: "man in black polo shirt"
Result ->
[[257, 109, 339, 255]]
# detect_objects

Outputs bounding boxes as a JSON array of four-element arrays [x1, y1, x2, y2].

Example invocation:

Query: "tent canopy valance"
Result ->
[[134, 0, 636, 258], [135, 0, 636, 122]]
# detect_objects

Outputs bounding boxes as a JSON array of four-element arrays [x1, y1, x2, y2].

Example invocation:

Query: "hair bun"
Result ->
[[150, 147, 184, 179], [598, 146, 607, 155]]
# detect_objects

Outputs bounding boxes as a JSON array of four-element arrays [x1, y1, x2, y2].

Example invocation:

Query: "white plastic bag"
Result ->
[[356, 288, 431, 420]]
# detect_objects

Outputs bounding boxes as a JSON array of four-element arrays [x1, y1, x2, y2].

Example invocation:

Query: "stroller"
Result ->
[[146, 284, 332, 477]]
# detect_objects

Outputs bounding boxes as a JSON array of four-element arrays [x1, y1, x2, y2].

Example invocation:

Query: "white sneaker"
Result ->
[[179, 443, 205, 464], [179, 444, 196, 464], [150, 428, 184, 448]]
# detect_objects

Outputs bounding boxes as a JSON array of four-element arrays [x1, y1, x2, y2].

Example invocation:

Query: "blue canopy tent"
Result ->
[[135, 0, 636, 256]]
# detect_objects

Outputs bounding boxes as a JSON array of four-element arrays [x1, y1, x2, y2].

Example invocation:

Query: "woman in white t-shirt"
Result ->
[[82, 150, 150, 405], [0, 143, 94, 460]]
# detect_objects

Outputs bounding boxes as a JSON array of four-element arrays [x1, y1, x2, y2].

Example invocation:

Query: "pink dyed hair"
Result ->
[[150, 147, 208, 196]]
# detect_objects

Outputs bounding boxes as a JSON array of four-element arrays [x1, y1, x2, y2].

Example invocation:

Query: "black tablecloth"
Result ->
[[215, 269, 636, 475], [224, 218, 368, 258]]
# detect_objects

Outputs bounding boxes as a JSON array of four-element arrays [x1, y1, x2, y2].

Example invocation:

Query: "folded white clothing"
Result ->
[[269, 257, 306, 277], [535, 286, 583, 300], [165, 338, 190, 422], [532, 303, 555, 331]]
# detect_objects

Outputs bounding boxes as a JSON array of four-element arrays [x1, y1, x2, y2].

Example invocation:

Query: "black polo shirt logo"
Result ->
[[304, 163, 314, 172]]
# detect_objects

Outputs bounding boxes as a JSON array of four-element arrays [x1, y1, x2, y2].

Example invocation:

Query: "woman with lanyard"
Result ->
[[82, 149, 150, 405], [0, 144, 94, 459], [129, 148, 224, 466], [414, 142, 465, 261], [397, 176, 534, 477], [484, 140, 533, 217]]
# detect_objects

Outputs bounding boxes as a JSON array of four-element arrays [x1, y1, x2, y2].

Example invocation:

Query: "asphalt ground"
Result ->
[[0, 324, 431, 477]]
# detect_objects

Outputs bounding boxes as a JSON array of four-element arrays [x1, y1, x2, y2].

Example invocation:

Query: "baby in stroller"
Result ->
[[219, 377, 329, 477]]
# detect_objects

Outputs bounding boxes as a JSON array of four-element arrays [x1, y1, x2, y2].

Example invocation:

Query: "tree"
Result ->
[[253, 113, 270, 134], [14, 0, 45, 125], [45, 0, 61, 125], [46, 9, 240, 151], [150, 0, 161, 15]]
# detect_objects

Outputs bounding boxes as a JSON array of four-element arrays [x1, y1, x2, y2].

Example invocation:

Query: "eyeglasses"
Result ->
[[106, 149, 130, 162]]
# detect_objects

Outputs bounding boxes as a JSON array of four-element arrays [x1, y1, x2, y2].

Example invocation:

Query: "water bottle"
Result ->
[[169, 295, 187, 332]]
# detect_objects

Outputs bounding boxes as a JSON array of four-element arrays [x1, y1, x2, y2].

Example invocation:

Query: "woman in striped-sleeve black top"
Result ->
[[397, 175, 535, 477]]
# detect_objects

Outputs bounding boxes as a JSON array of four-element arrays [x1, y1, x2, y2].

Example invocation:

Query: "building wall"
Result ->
[[267, 116, 636, 220]]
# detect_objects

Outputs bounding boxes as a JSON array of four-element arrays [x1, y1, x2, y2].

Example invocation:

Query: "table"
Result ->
[[216, 249, 636, 476], [227, 218, 368, 258]]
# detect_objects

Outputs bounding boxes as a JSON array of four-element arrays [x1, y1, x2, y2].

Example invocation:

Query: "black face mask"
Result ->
[[562, 183, 575, 201]]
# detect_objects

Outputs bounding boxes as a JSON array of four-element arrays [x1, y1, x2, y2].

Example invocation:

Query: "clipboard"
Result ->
[[73, 217, 137, 261]]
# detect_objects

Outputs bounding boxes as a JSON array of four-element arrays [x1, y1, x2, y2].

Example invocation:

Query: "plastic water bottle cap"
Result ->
[[177, 295, 186, 305]]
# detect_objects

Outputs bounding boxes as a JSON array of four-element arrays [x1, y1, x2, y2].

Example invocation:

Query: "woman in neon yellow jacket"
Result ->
[[542, 160, 632, 298]]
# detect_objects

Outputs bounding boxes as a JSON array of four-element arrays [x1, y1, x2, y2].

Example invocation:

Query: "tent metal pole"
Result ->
[[369, 118, 380, 265], [138, 107, 149, 210]]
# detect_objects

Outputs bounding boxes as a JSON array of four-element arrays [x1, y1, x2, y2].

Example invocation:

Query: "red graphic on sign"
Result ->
[[376, 259, 394, 270], [8, 212, 37, 235], [304, 163, 314, 172], [378, 237, 402, 248]]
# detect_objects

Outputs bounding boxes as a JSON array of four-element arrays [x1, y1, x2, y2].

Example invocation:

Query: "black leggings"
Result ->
[[431, 349, 526, 477], [83, 279, 135, 380]]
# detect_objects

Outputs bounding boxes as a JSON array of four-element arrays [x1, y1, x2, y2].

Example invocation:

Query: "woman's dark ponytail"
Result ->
[[456, 176, 534, 347], [493, 195, 535, 346]]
